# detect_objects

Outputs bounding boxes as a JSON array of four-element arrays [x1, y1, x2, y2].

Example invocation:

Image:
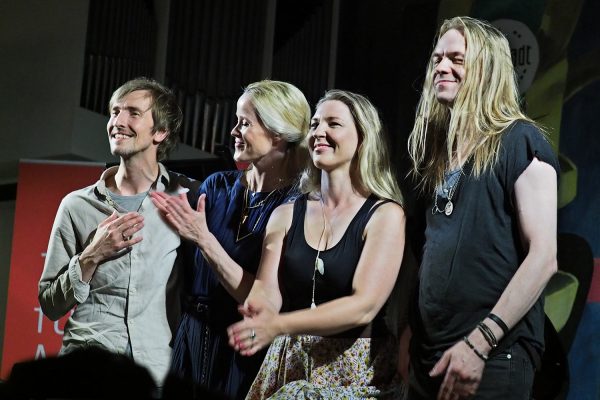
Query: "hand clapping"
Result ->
[[227, 297, 278, 357], [150, 192, 209, 246]]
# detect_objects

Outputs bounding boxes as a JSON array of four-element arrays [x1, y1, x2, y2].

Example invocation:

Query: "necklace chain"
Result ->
[[245, 187, 280, 210], [311, 196, 327, 309], [432, 170, 462, 216], [236, 186, 282, 242]]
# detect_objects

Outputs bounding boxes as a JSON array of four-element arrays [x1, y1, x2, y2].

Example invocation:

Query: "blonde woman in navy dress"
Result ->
[[228, 90, 407, 399], [151, 80, 310, 399]]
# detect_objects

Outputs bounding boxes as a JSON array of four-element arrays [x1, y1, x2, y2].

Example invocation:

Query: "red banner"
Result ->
[[1, 161, 104, 379]]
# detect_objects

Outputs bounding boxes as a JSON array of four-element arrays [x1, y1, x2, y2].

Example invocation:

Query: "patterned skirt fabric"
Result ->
[[246, 334, 406, 399]]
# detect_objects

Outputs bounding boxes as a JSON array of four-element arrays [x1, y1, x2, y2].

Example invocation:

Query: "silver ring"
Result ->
[[122, 232, 129, 241], [250, 329, 256, 340]]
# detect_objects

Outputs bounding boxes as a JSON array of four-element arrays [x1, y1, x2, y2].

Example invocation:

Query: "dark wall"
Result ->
[[335, 0, 439, 251]]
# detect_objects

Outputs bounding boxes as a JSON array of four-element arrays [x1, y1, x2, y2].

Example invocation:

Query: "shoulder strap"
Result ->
[[284, 194, 308, 250], [366, 196, 395, 219]]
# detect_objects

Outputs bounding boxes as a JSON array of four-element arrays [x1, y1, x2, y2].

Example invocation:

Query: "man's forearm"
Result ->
[[39, 258, 81, 320]]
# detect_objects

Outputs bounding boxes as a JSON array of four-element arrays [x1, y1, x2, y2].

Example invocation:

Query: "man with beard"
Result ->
[[39, 77, 195, 389]]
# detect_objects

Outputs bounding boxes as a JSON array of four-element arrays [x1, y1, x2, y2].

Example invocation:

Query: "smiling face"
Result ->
[[107, 90, 167, 161], [308, 100, 359, 172], [230, 93, 278, 164], [432, 28, 466, 106]]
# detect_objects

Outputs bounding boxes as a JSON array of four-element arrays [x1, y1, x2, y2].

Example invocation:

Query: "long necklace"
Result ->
[[240, 187, 281, 223], [311, 197, 327, 309], [236, 186, 281, 242], [432, 170, 462, 216]]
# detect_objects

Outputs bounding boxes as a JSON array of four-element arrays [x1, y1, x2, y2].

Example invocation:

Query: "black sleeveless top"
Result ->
[[281, 194, 391, 337]]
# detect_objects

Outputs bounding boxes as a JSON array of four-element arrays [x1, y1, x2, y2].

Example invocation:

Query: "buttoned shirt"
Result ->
[[38, 163, 188, 384]]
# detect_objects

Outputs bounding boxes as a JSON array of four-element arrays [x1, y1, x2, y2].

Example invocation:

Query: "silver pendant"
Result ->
[[444, 200, 454, 216], [315, 257, 325, 275], [311, 302, 317, 309]]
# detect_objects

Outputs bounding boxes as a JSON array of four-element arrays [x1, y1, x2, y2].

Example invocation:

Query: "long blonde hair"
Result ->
[[408, 16, 540, 192], [300, 90, 404, 205]]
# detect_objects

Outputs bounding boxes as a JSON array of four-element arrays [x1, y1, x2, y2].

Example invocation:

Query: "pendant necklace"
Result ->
[[236, 186, 281, 242], [432, 170, 462, 216], [311, 196, 327, 309]]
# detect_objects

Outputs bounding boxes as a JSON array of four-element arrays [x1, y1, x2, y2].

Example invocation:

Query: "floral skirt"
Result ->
[[246, 334, 406, 399]]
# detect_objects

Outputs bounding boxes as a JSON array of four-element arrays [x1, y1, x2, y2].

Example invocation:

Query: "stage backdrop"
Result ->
[[1, 160, 104, 379]]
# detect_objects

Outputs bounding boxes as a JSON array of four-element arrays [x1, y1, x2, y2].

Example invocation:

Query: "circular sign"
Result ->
[[492, 19, 540, 94]]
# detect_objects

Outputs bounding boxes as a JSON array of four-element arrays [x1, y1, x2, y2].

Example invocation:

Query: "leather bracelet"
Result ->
[[488, 313, 509, 336], [463, 336, 488, 361], [477, 322, 498, 348]]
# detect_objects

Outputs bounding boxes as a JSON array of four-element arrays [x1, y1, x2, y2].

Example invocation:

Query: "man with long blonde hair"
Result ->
[[407, 17, 559, 399]]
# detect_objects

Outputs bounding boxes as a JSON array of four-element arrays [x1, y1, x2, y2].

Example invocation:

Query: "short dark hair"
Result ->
[[109, 77, 182, 160]]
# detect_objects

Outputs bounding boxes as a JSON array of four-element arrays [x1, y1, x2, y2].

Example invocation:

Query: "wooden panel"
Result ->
[[80, 0, 156, 114]]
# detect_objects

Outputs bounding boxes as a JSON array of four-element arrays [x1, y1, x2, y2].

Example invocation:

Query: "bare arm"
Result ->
[[485, 157, 558, 333], [237, 202, 294, 316], [229, 202, 406, 356], [432, 157, 558, 400], [150, 191, 255, 303]]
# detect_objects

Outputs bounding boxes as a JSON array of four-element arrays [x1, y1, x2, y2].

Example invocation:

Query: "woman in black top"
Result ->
[[227, 90, 408, 398]]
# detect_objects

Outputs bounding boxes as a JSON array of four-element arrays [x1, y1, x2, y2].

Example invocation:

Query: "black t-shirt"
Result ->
[[412, 121, 560, 368]]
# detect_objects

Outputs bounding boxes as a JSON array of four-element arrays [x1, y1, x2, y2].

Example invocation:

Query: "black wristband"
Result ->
[[477, 322, 498, 348], [488, 313, 509, 336], [463, 336, 488, 362]]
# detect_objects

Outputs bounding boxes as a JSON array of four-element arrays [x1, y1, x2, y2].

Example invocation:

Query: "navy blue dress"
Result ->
[[170, 170, 299, 400]]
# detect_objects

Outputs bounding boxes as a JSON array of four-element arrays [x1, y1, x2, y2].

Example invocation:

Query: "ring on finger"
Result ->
[[250, 329, 256, 340]]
